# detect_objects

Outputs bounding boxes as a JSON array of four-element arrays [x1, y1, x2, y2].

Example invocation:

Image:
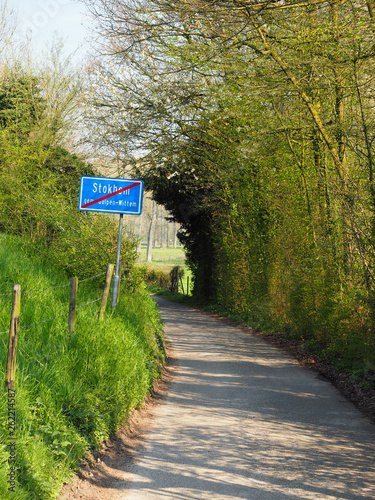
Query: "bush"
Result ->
[[144, 267, 172, 289]]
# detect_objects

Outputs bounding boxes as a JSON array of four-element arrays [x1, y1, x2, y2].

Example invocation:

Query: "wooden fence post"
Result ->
[[176, 267, 179, 293], [99, 264, 114, 321], [187, 276, 190, 296], [68, 277, 78, 333], [5, 285, 21, 390]]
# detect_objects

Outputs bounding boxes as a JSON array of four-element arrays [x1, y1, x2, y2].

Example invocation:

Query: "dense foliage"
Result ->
[[85, 0, 375, 379], [0, 65, 137, 277], [0, 25, 165, 498]]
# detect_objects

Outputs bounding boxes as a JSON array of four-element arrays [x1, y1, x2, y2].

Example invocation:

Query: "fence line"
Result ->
[[3, 264, 117, 388], [76, 297, 102, 310], [22, 283, 70, 294], [0, 270, 106, 298], [0, 293, 104, 335], [78, 272, 107, 283], [19, 313, 69, 330]]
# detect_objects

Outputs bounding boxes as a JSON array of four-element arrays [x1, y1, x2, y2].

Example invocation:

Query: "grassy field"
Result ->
[[138, 245, 193, 295], [0, 235, 165, 500], [138, 245, 186, 265]]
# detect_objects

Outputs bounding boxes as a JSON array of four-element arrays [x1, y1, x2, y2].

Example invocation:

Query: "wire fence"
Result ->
[[19, 313, 69, 331], [4, 264, 116, 389], [0, 271, 107, 297], [22, 283, 71, 294], [78, 272, 107, 283], [0, 270, 109, 336], [76, 298, 102, 311]]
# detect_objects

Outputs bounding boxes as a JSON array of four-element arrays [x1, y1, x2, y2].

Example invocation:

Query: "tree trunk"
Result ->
[[137, 212, 143, 253], [173, 222, 177, 248], [160, 210, 164, 248], [146, 201, 156, 262]]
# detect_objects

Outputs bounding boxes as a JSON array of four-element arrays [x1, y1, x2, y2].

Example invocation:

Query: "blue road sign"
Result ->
[[78, 176, 144, 215]]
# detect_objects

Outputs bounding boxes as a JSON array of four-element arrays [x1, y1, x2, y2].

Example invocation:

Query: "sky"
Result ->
[[8, 0, 92, 62]]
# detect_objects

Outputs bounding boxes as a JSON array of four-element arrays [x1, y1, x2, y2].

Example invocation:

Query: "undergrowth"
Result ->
[[0, 234, 165, 499]]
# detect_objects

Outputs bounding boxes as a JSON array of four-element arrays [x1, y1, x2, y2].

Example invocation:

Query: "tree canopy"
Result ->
[[0, 40, 137, 278], [83, 0, 375, 374]]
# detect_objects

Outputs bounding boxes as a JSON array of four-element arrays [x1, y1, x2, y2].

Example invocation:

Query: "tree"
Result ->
[[0, 45, 137, 278], [84, 0, 375, 372]]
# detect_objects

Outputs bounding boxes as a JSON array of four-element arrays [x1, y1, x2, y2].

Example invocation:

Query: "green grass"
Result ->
[[138, 245, 186, 266], [0, 234, 165, 499], [138, 245, 193, 296], [149, 288, 197, 305]]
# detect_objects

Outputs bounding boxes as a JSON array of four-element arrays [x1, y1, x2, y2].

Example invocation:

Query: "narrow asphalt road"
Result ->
[[117, 296, 375, 500]]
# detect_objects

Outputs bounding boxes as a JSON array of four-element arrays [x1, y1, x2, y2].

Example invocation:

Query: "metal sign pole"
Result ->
[[112, 213, 124, 307], [78, 176, 144, 307]]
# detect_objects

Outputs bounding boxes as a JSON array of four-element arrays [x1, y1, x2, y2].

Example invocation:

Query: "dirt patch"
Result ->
[[58, 340, 177, 500]]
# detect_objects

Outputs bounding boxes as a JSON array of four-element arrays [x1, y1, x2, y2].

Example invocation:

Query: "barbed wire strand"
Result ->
[[22, 283, 70, 294], [76, 298, 102, 310], [79, 272, 107, 283], [0, 297, 103, 334], [0, 283, 69, 297], [19, 313, 68, 330], [0, 272, 105, 335], [0, 270, 107, 297]]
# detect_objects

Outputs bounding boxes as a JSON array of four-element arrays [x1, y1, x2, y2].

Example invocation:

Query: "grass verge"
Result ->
[[148, 286, 196, 305], [0, 234, 165, 500]]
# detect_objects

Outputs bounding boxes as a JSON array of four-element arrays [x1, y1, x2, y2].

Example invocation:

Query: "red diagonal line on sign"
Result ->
[[81, 182, 141, 208]]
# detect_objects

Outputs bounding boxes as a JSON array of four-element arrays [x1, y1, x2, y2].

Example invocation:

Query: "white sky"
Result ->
[[8, 0, 93, 62]]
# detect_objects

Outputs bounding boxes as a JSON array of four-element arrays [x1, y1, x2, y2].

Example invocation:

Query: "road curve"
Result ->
[[117, 296, 375, 500]]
